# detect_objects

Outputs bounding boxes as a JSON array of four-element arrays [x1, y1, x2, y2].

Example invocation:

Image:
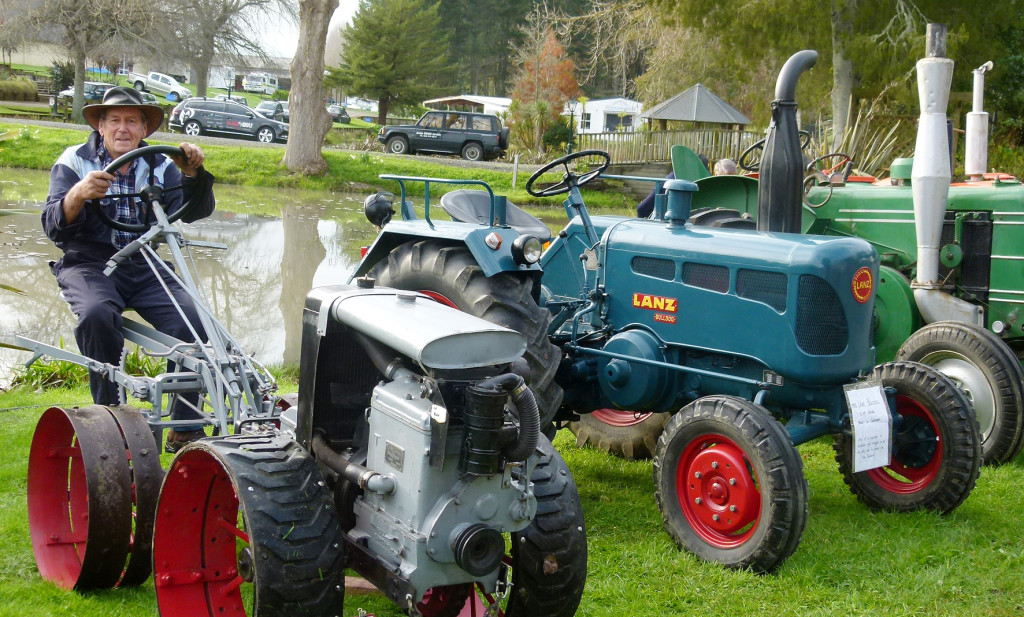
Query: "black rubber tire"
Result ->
[[897, 321, 1024, 465], [505, 434, 587, 617], [370, 240, 563, 426], [833, 361, 981, 513], [570, 411, 669, 460], [653, 396, 808, 573], [461, 142, 484, 161], [387, 135, 409, 155], [133, 81, 145, 91], [153, 435, 345, 616], [688, 208, 756, 230]]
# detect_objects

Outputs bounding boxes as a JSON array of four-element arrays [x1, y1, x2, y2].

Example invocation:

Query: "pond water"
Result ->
[[0, 167, 595, 386]]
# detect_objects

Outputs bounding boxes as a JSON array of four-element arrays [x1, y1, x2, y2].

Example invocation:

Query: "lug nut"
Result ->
[[694, 497, 702, 505], [712, 514, 720, 521], [711, 461, 719, 469], [729, 505, 737, 512], [694, 471, 702, 479], [729, 478, 736, 485]]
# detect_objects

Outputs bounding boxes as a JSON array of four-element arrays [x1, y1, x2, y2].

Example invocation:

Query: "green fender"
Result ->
[[872, 265, 921, 362]]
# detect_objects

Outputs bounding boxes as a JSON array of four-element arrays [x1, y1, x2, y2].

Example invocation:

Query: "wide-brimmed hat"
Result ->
[[83, 86, 165, 137]]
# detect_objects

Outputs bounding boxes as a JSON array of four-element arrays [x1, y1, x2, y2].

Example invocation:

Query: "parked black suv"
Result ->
[[169, 98, 289, 143], [378, 111, 509, 161]]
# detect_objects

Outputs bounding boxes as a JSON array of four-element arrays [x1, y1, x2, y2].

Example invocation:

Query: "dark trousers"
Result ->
[[54, 257, 206, 426]]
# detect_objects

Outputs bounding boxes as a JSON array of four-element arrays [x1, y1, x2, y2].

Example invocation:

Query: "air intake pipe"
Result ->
[[965, 61, 993, 181], [757, 50, 818, 233], [911, 23, 984, 326]]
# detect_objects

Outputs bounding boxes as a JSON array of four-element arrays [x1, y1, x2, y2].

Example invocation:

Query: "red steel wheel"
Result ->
[[834, 361, 981, 513], [569, 410, 669, 460], [654, 396, 808, 573], [153, 435, 344, 617], [27, 406, 134, 589], [676, 434, 761, 548]]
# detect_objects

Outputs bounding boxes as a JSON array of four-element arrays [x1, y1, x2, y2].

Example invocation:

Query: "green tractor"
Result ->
[[591, 24, 1024, 466]]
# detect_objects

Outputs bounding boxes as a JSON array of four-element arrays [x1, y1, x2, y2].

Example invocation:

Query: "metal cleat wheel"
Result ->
[[153, 435, 344, 616], [654, 395, 808, 573], [28, 405, 162, 589], [833, 361, 982, 513]]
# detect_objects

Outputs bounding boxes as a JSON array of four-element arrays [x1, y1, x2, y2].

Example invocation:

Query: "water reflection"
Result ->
[[0, 169, 378, 383], [0, 167, 608, 386]]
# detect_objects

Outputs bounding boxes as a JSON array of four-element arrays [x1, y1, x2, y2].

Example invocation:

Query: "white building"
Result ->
[[566, 97, 643, 134], [423, 95, 512, 116]]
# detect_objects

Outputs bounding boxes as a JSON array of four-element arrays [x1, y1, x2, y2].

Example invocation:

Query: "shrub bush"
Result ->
[[0, 78, 39, 102]]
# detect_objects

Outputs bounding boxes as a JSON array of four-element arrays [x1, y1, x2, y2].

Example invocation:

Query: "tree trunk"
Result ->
[[283, 0, 338, 175], [192, 55, 211, 97], [72, 48, 86, 124], [377, 99, 389, 126], [830, 0, 857, 149]]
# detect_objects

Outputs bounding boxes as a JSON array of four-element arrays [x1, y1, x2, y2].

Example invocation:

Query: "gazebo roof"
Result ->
[[639, 83, 750, 125]]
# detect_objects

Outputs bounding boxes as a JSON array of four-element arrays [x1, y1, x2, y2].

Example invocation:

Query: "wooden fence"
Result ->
[[577, 128, 763, 164]]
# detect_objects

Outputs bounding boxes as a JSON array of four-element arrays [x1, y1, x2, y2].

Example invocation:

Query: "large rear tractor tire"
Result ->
[[653, 396, 808, 573], [570, 410, 669, 460], [833, 361, 981, 513], [370, 240, 563, 426], [27, 405, 162, 590], [896, 321, 1024, 465], [417, 435, 587, 617], [153, 435, 344, 616]]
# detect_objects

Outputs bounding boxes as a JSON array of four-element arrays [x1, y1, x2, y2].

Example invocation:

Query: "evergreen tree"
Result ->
[[335, 0, 451, 124]]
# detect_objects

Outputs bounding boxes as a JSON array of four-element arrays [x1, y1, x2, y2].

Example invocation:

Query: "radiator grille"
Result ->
[[632, 256, 675, 280], [682, 262, 729, 293], [796, 275, 848, 355], [737, 269, 788, 312]]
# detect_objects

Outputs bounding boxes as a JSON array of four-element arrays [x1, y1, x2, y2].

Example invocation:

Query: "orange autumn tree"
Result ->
[[509, 18, 579, 157]]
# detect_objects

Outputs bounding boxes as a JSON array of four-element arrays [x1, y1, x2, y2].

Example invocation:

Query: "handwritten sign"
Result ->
[[843, 381, 892, 473]]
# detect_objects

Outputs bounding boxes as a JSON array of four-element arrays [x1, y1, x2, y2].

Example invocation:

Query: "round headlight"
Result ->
[[511, 235, 543, 265]]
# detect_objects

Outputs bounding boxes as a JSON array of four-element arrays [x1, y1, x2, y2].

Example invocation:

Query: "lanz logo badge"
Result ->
[[851, 267, 873, 303], [633, 293, 678, 313]]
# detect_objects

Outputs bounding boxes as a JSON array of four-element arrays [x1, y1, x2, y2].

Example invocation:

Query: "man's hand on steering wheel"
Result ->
[[169, 142, 205, 177], [525, 150, 611, 197], [88, 145, 206, 233]]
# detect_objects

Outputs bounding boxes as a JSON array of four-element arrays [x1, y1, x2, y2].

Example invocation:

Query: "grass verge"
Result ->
[[0, 121, 635, 209], [0, 384, 1022, 616]]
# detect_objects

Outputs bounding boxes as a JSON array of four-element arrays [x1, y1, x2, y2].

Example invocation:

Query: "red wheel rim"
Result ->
[[590, 408, 655, 427], [154, 448, 250, 615], [864, 394, 942, 493], [675, 433, 761, 548], [417, 584, 473, 617], [418, 289, 458, 308]]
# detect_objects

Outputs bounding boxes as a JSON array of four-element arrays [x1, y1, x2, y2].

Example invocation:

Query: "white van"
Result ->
[[243, 72, 278, 95]]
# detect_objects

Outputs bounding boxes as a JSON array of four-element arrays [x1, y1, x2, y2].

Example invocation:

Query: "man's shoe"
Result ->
[[164, 429, 207, 453]]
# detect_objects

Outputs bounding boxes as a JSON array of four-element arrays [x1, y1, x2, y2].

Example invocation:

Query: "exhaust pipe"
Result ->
[[965, 61, 994, 181], [911, 23, 984, 326], [757, 50, 818, 233]]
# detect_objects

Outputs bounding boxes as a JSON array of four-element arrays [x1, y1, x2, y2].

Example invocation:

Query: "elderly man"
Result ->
[[42, 86, 216, 452]]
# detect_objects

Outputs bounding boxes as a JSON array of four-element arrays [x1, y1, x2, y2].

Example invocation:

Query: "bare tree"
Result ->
[[151, 0, 294, 96], [0, 0, 26, 66], [282, 0, 335, 174], [25, 0, 154, 121]]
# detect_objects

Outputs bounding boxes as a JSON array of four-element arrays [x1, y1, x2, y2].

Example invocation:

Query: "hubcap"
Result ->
[[676, 434, 760, 548], [921, 351, 995, 441]]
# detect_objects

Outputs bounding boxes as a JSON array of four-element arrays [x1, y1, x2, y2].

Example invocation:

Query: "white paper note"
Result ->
[[844, 382, 892, 473]]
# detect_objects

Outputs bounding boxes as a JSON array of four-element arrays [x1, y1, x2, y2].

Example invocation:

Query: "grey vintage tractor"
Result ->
[[352, 50, 983, 573], [18, 147, 587, 617]]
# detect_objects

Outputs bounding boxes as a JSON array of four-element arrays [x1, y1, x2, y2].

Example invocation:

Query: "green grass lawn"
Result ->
[[0, 384, 1022, 617]]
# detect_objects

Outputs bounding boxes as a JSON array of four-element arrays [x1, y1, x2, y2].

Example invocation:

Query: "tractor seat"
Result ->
[[440, 189, 552, 243]]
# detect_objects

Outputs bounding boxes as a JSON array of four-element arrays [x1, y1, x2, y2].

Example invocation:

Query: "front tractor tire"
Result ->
[[570, 410, 669, 460], [153, 435, 344, 617], [833, 361, 981, 514], [370, 240, 563, 426], [653, 396, 808, 573], [896, 321, 1024, 465]]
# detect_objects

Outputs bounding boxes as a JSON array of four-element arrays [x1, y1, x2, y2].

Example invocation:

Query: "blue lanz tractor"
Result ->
[[353, 51, 981, 572]]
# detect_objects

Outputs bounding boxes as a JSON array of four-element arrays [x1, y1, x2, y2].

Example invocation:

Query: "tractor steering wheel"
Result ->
[[802, 152, 853, 209], [88, 145, 204, 233], [526, 150, 611, 197], [738, 130, 812, 172]]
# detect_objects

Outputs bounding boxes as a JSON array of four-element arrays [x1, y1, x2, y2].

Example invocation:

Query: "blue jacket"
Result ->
[[43, 131, 216, 268]]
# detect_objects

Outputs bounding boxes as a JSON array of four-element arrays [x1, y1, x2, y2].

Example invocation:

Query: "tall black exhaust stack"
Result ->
[[757, 50, 818, 233]]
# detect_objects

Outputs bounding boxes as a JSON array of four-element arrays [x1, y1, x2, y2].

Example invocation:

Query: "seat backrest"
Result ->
[[440, 189, 552, 243], [671, 145, 711, 182]]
